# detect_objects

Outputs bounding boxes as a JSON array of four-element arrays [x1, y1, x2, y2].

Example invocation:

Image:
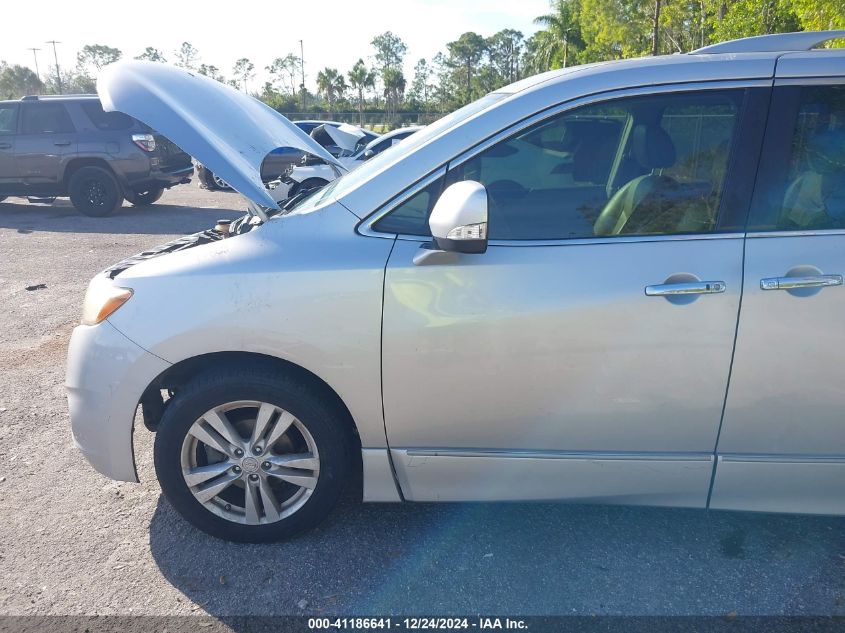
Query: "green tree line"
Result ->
[[2, 0, 843, 126]]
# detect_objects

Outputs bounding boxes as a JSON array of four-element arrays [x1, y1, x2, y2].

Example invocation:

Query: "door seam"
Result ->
[[378, 236, 405, 501], [706, 84, 777, 508], [706, 235, 745, 507]]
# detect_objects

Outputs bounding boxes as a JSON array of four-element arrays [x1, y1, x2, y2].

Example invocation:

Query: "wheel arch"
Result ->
[[139, 351, 362, 451], [63, 157, 127, 192]]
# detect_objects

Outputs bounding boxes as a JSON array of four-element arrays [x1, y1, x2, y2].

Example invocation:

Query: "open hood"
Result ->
[[312, 123, 366, 153], [97, 60, 344, 213]]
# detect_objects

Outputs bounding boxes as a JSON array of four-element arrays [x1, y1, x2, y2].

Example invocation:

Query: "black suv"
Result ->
[[0, 95, 193, 217]]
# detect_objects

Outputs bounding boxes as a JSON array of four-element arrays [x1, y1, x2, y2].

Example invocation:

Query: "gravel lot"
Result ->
[[0, 184, 844, 618]]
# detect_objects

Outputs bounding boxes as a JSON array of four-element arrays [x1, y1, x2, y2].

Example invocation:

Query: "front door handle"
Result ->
[[0, 142, 11, 149], [53, 141, 71, 147], [760, 274, 843, 291], [645, 281, 726, 296]]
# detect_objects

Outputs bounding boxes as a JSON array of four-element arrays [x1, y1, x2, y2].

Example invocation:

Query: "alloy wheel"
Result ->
[[180, 400, 320, 525]]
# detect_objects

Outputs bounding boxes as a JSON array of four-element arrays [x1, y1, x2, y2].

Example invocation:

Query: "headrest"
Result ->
[[632, 124, 676, 170]]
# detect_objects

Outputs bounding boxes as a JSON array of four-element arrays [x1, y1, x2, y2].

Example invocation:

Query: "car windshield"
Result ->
[[284, 92, 509, 215]]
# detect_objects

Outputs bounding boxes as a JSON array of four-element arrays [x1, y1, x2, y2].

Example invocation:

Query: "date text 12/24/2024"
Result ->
[[308, 618, 528, 630]]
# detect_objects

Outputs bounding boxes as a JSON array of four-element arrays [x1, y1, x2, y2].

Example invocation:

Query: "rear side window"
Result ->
[[80, 101, 134, 130], [20, 103, 75, 134], [0, 104, 17, 135], [748, 85, 845, 231]]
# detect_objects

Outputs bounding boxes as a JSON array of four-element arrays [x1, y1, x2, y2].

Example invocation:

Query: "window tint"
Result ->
[[375, 90, 742, 239], [372, 177, 444, 235], [80, 101, 134, 130], [0, 104, 17, 135], [749, 86, 845, 232], [20, 103, 75, 134]]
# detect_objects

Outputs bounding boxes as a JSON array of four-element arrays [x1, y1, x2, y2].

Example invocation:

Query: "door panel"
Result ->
[[712, 82, 845, 514], [15, 102, 77, 192], [0, 103, 18, 192], [718, 235, 845, 456], [383, 237, 744, 502], [378, 86, 765, 505]]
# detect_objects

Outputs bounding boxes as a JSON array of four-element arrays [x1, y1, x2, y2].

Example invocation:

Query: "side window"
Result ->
[[80, 101, 134, 130], [0, 104, 17, 135], [372, 176, 444, 235], [20, 103, 75, 135], [446, 90, 742, 240], [370, 138, 391, 155], [748, 85, 845, 232]]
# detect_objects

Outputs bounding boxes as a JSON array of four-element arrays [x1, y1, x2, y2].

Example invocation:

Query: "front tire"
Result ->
[[154, 365, 351, 542], [68, 166, 123, 217], [128, 186, 165, 206]]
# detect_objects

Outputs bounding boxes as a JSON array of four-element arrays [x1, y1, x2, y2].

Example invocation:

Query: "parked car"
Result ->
[[0, 95, 192, 216], [270, 126, 423, 201], [69, 31, 845, 542], [197, 120, 378, 191]]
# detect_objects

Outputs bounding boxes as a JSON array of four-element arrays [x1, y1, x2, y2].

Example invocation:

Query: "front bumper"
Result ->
[[66, 320, 170, 482]]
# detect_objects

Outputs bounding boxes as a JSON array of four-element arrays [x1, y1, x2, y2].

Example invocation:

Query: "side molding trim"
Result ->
[[361, 448, 403, 502]]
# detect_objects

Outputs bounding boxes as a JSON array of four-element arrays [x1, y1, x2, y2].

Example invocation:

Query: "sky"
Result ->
[[2, 0, 550, 92]]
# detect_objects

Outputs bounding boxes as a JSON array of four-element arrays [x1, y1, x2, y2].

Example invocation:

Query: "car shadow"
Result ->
[[148, 490, 845, 619], [0, 197, 244, 236]]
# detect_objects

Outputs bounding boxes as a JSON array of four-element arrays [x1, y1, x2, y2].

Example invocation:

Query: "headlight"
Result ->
[[82, 278, 133, 325]]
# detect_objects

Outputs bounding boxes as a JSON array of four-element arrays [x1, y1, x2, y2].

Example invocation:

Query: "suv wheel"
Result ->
[[68, 166, 123, 217], [129, 187, 165, 206], [154, 365, 351, 542]]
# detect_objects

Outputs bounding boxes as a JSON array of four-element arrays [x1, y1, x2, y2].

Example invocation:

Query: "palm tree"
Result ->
[[382, 67, 406, 123], [533, 0, 583, 69], [316, 67, 347, 112], [347, 59, 375, 126]]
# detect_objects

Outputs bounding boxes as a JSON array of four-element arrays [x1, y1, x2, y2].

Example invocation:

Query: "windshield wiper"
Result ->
[[280, 187, 323, 214]]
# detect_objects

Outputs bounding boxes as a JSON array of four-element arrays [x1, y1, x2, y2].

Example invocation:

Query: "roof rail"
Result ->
[[690, 30, 845, 55], [20, 93, 98, 101]]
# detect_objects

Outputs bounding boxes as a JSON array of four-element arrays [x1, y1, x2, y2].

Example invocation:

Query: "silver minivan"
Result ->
[[68, 31, 845, 542]]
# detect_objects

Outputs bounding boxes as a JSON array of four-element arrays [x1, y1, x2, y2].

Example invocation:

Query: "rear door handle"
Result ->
[[53, 141, 71, 147], [645, 281, 726, 296], [760, 274, 842, 290], [0, 142, 11, 149]]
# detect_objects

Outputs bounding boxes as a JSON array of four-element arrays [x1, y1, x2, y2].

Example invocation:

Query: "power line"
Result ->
[[45, 40, 62, 94]]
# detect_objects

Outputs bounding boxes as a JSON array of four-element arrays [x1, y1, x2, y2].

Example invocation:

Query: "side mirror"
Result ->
[[363, 149, 376, 160], [428, 181, 488, 254]]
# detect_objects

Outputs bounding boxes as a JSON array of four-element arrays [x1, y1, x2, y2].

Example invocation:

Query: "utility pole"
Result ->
[[651, 0, 662, 56], [27, 48, 41, 83], [46, 40, 62, 93], [299, 39, 306, 110]]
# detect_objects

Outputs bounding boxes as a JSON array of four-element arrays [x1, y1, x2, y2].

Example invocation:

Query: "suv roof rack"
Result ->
[[20, 93, 98, 101], [691, 30, 845, 55]]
